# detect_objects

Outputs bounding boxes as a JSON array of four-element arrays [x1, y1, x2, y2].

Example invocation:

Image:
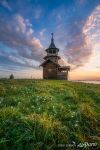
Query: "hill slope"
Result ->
[[0, 80, 100, 149]]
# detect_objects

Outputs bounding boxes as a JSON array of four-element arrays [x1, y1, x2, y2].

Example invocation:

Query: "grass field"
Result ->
[[0, 79, 100, 150]]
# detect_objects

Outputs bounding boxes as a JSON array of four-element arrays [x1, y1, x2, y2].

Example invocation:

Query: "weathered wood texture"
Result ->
[[43, 62, 57, 79], [41, 34, 70, 80]]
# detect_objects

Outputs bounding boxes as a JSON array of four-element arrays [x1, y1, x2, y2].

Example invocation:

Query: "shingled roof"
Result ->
[[40, 59, 60, 67], [49, 33, 56, 49]]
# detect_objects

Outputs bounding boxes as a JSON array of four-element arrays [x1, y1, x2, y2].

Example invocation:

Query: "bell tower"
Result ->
[[40, 33, 70, 80], [44, 33, 60, 63]]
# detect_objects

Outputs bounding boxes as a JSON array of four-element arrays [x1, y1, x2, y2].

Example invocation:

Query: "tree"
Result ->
[[9, 74, 14, 79]]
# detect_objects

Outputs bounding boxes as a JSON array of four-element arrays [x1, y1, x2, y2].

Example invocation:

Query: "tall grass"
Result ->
[[0, 79, 99, 149]]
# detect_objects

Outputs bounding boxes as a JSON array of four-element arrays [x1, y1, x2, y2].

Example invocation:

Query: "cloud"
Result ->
[[0, 48, 40, 69], [65, 31, 92, 69], [0, 0, 12, 11], [83, 5, 100, 51], [0, 65, 42, 79], [39, 28, 46, 37], [0, 14, 43, 68], [33, 5, 42, 19], [76, 0, 86, 5], [0, 1, 99, 78], [96, 66, 100, 69], [64, 5, 100, 69]]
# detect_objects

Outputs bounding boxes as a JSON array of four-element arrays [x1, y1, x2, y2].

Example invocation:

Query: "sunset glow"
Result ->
[[0, 0, 100, 80]]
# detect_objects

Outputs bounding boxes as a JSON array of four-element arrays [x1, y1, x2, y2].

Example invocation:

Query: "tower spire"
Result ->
[[51, 32, 54, 42], [49, 32, 56, 48]]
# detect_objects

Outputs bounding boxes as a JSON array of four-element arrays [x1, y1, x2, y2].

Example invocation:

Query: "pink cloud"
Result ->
[[83, 5, 100, 51], [0, 14, 43, 65], [63, 5, 100, 69]]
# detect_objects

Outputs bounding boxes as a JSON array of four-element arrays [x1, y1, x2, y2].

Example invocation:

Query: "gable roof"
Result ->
[[40, 59, 60, 67]]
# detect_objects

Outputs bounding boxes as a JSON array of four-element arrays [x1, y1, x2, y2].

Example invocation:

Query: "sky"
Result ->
[[0, 0, 100, 80]]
